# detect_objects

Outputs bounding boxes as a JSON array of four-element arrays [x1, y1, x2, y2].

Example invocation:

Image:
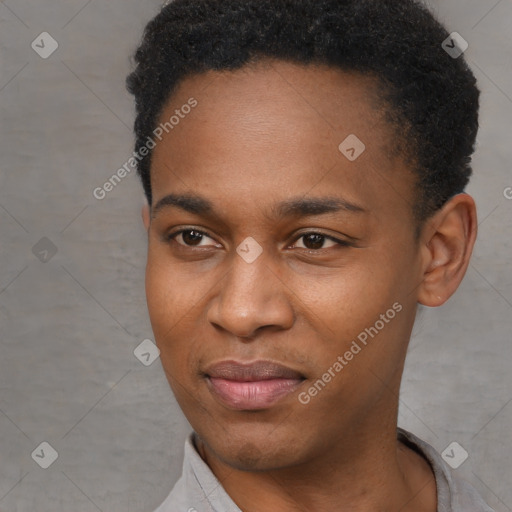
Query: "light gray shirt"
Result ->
[[153, 428, 495, 512]]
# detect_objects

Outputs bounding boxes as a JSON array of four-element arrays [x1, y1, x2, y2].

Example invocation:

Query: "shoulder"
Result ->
[[152, 476, 190, 512], [451, 477, 496, 512], [397, 428, 495, 512], [151, 432, 199, 512]]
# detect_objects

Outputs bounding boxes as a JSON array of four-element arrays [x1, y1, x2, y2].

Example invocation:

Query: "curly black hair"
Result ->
[[126, 0, 480, 225]]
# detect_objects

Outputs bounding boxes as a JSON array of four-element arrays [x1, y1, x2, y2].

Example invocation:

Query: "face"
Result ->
[[144, 59, 426, 471]]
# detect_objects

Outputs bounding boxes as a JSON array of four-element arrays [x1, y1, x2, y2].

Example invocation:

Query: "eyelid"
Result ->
[[164, 226, 219, 246], [164, 226, 352, 251], [289, 231, 351, 249]]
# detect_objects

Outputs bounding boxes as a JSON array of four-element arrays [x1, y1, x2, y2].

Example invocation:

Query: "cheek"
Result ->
[[307, 265, 395, 326], [145, 260, 171, 334], [145, 251, 195, 328], [144, 255, 192, 365], [144, 253, 208, 374], [145, 265, 196, 402], [297, 256, 411, 375]]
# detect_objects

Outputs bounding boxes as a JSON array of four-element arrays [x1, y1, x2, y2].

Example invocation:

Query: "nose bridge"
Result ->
[[208, 243, 293, 337], [225, 253, 263, 305]]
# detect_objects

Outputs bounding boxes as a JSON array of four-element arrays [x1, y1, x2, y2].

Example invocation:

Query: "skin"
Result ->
[[140, 59, 477, 512]]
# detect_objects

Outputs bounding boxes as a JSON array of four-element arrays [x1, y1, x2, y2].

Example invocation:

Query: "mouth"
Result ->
[[204, 360, 306, 410]]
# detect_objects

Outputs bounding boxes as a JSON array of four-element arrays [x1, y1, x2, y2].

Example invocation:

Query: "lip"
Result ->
[[204, 360, 305, 410]]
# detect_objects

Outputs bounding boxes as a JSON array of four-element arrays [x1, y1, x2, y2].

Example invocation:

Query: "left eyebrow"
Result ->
[[272, 196, 367, 218]]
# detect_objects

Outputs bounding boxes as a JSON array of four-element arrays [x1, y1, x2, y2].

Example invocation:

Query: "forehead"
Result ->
[[156, 59, 387, 147], [149, 59, 414, 223]]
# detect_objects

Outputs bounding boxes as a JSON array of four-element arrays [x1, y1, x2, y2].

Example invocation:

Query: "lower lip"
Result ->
[[207, 377, 304, 410]]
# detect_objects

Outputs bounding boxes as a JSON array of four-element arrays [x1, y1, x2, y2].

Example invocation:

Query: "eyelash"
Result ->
[[164, 228, 351, 253]]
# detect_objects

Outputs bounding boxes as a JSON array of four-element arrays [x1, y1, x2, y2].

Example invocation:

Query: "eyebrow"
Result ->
[[151, 193, 367, 220]]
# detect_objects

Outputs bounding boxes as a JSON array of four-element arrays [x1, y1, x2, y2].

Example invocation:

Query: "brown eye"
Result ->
[[165, 228, 218, 248], [180, 229, 205, 246], [302, 233, 328, 250], [292, 232, 349, 251]]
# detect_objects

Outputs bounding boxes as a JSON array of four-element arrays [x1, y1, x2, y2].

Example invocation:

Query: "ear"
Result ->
[[141, 201, 151, 232], [417, 193, 477, 307]]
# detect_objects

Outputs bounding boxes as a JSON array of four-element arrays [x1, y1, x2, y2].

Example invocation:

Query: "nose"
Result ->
[[206, 249, 295, 339]]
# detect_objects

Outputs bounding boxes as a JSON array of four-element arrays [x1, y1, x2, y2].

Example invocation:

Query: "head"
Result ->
[[126, 0, 479, 471]]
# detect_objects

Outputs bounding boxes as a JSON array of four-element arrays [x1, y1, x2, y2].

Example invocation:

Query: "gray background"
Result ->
[[0, 0, 511, 511]]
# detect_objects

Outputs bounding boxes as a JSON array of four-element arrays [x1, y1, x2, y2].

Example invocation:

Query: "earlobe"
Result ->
[[141, 202, 151, 232], [417, 193, 477, 307]]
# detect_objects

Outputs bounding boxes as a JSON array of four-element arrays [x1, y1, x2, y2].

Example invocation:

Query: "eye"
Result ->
[[291, 232, 350, 251], [165, 228, 220, 248], [164, 228, 351, 252]]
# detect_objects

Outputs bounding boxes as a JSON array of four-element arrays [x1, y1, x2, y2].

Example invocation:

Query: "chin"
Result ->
[[199, 425, 309, 472]]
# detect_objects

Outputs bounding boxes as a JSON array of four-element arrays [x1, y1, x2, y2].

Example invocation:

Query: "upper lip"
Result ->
[[205, 360, 305, 382]]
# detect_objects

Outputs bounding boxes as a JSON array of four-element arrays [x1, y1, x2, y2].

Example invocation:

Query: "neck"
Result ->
[[194, 409, 437, 512]]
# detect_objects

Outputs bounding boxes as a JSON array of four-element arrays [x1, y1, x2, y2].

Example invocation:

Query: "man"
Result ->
[[126, 0, 494, 510]]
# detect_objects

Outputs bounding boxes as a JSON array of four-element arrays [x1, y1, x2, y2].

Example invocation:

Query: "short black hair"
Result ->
[[126, 0, 480, 225]]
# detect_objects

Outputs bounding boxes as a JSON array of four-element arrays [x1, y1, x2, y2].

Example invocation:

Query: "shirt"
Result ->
[[153, 427, 495, 512]]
